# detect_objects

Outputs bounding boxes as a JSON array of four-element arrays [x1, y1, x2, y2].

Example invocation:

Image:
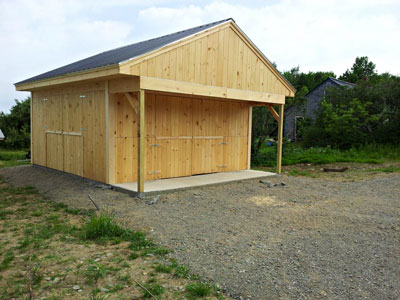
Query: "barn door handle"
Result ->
[[217, 165, 227, 168], [219, 142, 228, 145], [150, 144, 161, 147]]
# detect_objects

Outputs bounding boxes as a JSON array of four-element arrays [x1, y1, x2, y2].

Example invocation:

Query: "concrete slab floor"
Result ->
[[112, 170, 276, 195]]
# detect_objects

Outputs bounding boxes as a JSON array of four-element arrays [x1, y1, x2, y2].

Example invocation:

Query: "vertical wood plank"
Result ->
[[137, 90, 145, 193], [247, 105, 252, 169], [276, 104, 284, 174]]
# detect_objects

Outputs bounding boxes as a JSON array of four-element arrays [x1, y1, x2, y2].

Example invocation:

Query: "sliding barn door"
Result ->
[[63, 93, 83, 176]]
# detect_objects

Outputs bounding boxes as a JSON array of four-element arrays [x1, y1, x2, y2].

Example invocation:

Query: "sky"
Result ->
[[1, 0, 399, 112]]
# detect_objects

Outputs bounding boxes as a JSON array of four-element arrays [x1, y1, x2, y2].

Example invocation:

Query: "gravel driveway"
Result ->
[[1, 165, 399, 300]]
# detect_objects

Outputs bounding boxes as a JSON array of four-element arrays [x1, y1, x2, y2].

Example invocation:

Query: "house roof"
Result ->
[[328, 77, 356, 87], [16, 18, 232, 85], [306, 77, 355, 96]]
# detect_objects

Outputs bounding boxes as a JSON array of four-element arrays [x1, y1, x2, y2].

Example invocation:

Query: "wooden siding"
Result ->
[[130, 26, 291, 97], [111, 92, 249, 183], [31, 81, 106, 182]]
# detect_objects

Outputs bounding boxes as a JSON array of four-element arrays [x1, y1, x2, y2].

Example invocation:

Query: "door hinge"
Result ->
[[150, 144, 161, 147], [217, 165, 227, 168], [219, 142, 228, 145], [80, 95, 86, 98]]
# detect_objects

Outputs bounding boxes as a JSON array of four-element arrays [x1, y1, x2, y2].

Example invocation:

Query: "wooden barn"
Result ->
[[15, 18, 295, 193]]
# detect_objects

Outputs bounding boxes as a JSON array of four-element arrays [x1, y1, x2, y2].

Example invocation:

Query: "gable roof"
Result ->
[[16, 18, 232, 85], [15, 18, 295, 96], [307, 77, 355, 96]]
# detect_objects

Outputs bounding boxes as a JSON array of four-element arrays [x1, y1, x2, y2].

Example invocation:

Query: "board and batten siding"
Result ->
[[31, 80, 107, 182], [129, 26, 291, 97], [109, 92, 249, 184]]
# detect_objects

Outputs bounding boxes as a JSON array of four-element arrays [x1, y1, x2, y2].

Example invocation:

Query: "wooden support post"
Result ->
[[137, 89, 146, 193], [276, 104, 284, 174], [105, 80, 110, 183], [247, 105, 252, 169]]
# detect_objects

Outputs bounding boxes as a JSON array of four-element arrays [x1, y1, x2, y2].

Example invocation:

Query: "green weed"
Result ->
[[82, 213, 131, 242], [175, 264, 190, 278], [142, 283, 165, 299], [154, 263, 173, 274], [84, 261, 107, 284], [185, 282, 212, 298], [0, 250, 15, 271]]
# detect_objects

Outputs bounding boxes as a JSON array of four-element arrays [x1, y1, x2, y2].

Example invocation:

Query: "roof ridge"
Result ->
[[329, 77, 356, 85]]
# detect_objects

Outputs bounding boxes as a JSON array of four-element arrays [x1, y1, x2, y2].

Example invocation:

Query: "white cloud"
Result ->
[[0, 0, 399, 112]]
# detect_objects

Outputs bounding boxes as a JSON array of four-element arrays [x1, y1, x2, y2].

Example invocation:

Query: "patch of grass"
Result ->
[[31, 210, 44, 217], [142, 283, 165, 299], [84, 261, 107, 284], [288, 169, 315, 177], [81, 213, 131, 242], [174, 264, 190, 278], [154, 263, 173, 274], [127, 231, 154, 251], [254, 143, 400, 168], [0, 250, 14, 271], [0, 210, 12, 220], [367, 166, 400, 173], [185, 282, 212, 298], [0, 150, 29, 168], [128, 252, 139, 260]]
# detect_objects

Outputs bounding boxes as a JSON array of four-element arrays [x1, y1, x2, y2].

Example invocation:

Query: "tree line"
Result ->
[[252, 56, 400, 157]]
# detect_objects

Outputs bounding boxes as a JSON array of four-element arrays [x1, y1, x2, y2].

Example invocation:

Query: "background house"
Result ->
[[284, 77, 355, 140]]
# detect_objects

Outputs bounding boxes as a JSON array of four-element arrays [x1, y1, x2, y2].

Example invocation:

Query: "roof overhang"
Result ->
[[15, 65, 121, 91]]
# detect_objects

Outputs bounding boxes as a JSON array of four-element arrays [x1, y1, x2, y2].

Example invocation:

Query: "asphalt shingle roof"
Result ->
[[16, 18, 232, 85], [329, 77, 356, 87]]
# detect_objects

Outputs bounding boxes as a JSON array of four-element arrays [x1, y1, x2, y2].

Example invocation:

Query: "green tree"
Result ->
[[0, 97, 31, 149], [339, 56, 377, 83], [303, 73, 400, 148], [251, 106, 277, 157]]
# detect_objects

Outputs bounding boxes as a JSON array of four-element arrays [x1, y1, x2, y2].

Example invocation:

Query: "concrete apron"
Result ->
[[112, 170, 276, 197]]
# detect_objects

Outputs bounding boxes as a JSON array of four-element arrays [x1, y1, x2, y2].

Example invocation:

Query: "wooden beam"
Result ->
[[15, 65, 121, 91], [265, 103, 279, 122], [140, 76, 285, 104], [109, 76, 140, 94], [137, 89, 146, 193], [247, 105, 252, 169], [124, 92, 138, 114], [276, 104, 284, 174]]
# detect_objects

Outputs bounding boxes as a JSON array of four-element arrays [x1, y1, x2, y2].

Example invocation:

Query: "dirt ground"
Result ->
[[1, 165, 399, 300]]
